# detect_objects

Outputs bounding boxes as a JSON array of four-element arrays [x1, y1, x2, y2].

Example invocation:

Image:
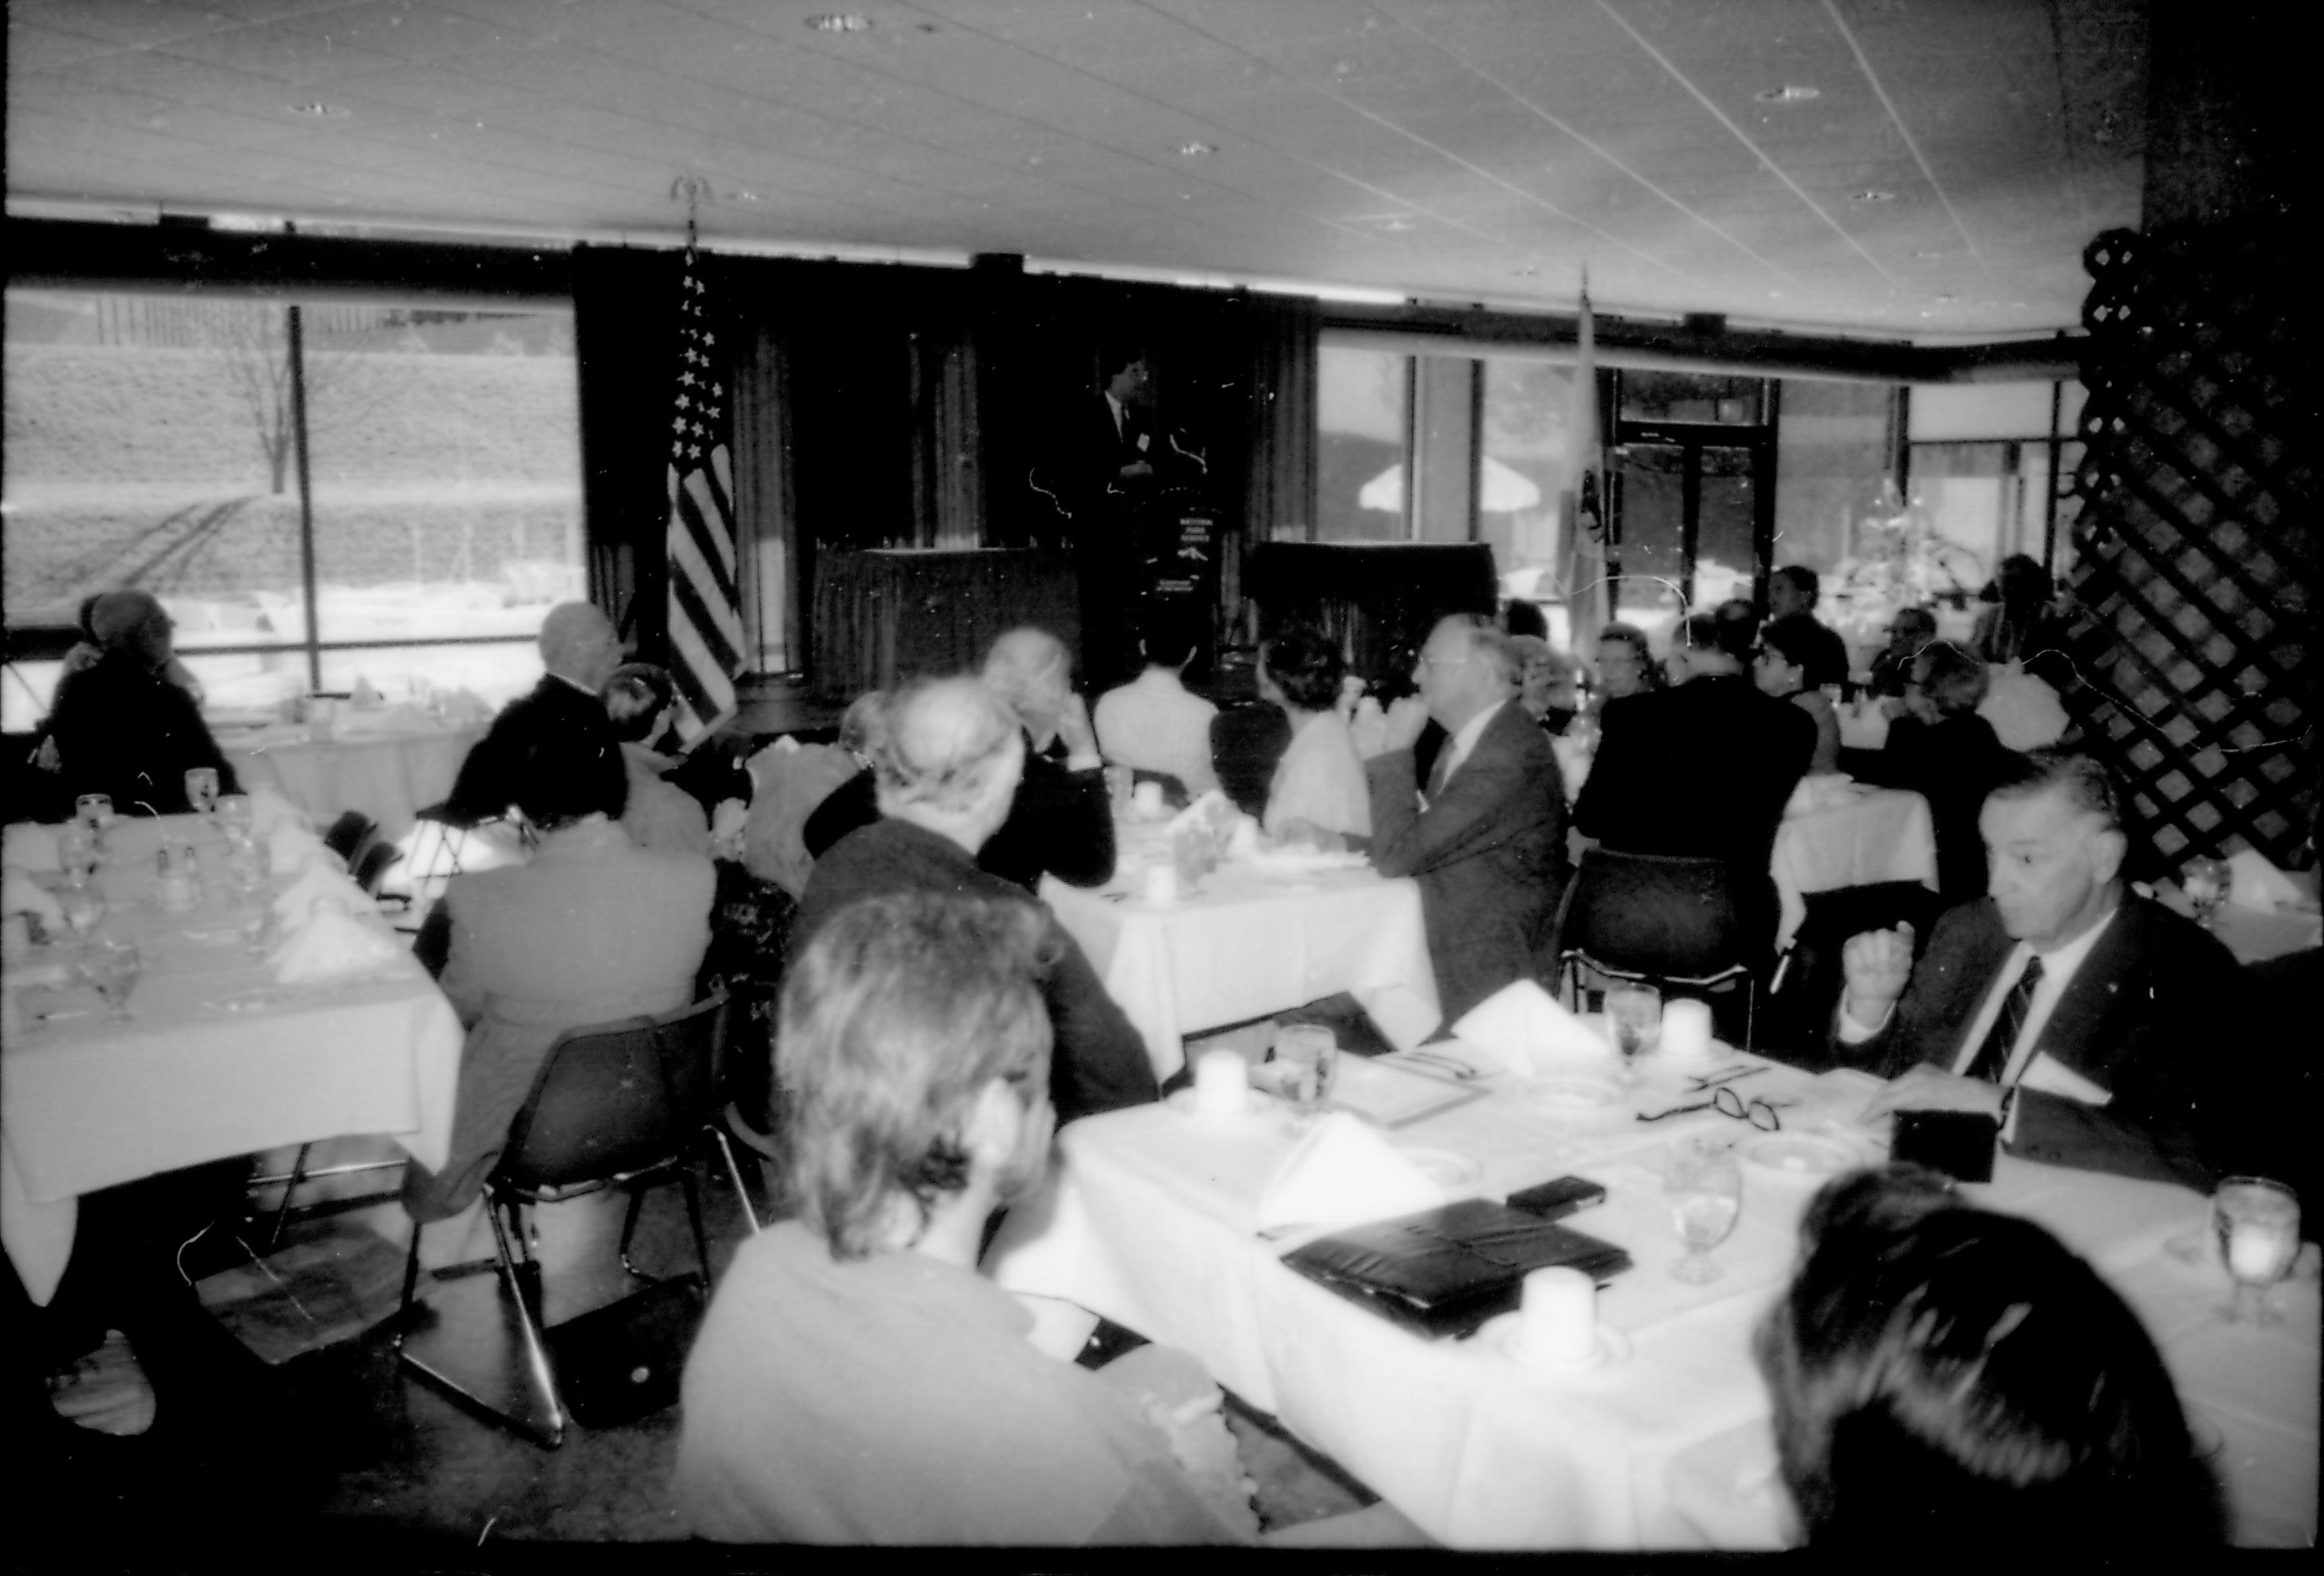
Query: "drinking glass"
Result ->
[[83, 940, 141, 1021], [2213, 1177, 2300, 1326], [58, 825, 98, 890], [238, 903, 274, 957], [217, 794, 253, 839], [1665, 1135, 1742, 1284], [1604, 984, 1663, 1076], [2182, 856, 2233, 930], [75, 793, 114, 846], [60, 885, 106, 948], [1272, 1023, 1339, 1119], [184, 767, 220, 820]]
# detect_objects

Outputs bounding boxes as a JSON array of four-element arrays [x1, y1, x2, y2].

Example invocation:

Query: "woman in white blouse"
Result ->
[[1257, 625, 1371, 847]]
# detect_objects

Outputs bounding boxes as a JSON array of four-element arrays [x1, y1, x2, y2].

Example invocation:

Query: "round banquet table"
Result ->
[[221, 720, 483, 843], [989, 1048, 2317, 1550]]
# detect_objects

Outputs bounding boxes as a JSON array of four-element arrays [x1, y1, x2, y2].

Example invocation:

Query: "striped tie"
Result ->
[[1964, 955, 2044, 1084]]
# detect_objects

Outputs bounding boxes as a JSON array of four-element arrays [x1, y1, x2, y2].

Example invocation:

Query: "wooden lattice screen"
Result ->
[[2066, 223, 2318, 874]]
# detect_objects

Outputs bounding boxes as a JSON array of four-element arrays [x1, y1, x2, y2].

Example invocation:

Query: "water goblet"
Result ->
[[184, 766, 220, 821], [217, 794, 253, 839], [60, 885, 106, 949], [1604, 983, 1663, 1078], [1270, 1023, 1340, 1120], [2213, 1177, 2300, 1326], [83, 940, 141, 1022], [238, 903, 275, 957], [1665, 1135, 1743, 1284], [58, 825, 98, 890], [2182, 856, 2233, 930]]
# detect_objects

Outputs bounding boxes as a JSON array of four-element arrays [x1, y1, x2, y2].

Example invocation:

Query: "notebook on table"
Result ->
[[1279, 1198, 1633, 1340]]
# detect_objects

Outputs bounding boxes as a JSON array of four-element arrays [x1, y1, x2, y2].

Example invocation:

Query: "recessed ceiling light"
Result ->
[[1513, 265, 1539, 277], [805, 14, 872, 32], [1755, 85, 1820, 103], [1849, 190, 1895, 202], [1380, 219, 1415, 232], [288, 102, 349, 117], [1178, 141, 1215, 157], [727, 190, 762, 203]]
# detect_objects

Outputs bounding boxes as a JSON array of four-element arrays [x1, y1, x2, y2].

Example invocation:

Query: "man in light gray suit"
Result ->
[[1361, 613, 1569, 1030]]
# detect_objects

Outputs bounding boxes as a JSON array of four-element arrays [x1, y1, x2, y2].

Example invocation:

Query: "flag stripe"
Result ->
[[671, 564, 742, 677], [662, 240, 743, 737], [670, 466, 739, 607]]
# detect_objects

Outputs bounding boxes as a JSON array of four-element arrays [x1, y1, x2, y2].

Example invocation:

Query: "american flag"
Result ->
[[664, 241, 743, 743], [1564, 272, 1612, 664]]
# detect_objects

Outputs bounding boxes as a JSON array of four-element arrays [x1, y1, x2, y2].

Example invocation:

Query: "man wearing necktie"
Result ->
[[1359, 613, 1568, 1030], [1836, 751, 2246, 1187]]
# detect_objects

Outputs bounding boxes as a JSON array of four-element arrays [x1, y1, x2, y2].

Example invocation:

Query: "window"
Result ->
[[1478, 357, 1577, 604], [3, 288, 582, 732], [1903, 380, 2086, 596], [1315, 344, 1409, 542]]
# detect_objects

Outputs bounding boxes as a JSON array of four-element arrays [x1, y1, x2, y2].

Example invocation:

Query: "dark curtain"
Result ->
[[572, 244, 685, 655], [1236, 290, 1320, 641], [731, 317, 796, 674]]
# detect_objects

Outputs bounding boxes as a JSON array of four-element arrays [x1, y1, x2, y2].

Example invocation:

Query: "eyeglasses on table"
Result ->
[[1637, 1083, 1788, 1131]]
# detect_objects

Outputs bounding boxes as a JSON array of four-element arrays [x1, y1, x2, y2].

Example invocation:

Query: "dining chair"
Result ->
[[1553, 846, 1759, 1049], [394, 992, 745, 1447], [321, 809, 377, 868]]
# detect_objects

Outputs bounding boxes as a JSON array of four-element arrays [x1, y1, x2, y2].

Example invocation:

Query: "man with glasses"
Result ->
[[1359, 613, 1567, 1028]]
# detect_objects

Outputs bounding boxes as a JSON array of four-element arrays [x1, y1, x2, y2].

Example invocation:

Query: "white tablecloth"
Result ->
[[1041, 855, 1440, 1082], [990, 1053, 2317, 1550], [1, 815, 461, 1305], [221, 722, 483, 842], [1770, 786, 1937, 948]]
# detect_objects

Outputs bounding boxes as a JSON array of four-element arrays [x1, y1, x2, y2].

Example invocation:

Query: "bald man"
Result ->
[[44, 589, 240, 816], [442, 600, 625, 825]]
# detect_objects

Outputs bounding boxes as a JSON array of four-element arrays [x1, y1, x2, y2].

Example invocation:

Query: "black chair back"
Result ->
[[495, 996, 728, 1195], [322, 809, 377, 867], [1557, 847, 1746, 980], [352, 838, 402, 896]]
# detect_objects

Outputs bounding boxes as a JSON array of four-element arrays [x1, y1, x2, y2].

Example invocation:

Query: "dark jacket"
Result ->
[[1852, 711, 2015, 901], [1832, 893, 2247, 1189], [804, 732, 1115, 893], [46, 652, 240, 815], [442, 674, 616, 824], [1364, 701, 1569, 1029], [792, 819, 1157, 1126]]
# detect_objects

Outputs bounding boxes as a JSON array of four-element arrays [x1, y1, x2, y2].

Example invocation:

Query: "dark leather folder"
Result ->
[[1280, 1198, 1633, 1340]]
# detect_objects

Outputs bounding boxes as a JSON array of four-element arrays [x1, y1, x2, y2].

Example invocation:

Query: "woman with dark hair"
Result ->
[[1757, 1166, 2220, 1552], [1589, 623, 1659, 708], [1255, 624, 1369, 845], [1852, 640, 2013, 900], [1753, 613, 1844, 776], [1973, 553, 2065, 666]]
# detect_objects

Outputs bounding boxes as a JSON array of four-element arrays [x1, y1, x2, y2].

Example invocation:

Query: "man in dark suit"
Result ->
[[1064, 347, 1158, 688], [44, 590, 240, 816], [1842, 751, 2245, 1188], [1767, 565, 1853, 694], [1361, 613, 1569, 1028], [440, 600, 624, 825], [794, 676, 1156, 1126], [1572, 610, 1817, 965]]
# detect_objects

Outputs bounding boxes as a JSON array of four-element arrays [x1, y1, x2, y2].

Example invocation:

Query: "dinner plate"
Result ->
[[1394, 1147, 1481, 1188], [1163, 1087, 1284, 1124], [1738, 1133, 1860, 1177], [1523, 1074, 1628, 1118], [1476, 1311, 1631, 1374]]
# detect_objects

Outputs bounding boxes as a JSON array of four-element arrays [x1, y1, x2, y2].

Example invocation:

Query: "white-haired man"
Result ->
[[1360, 613, 1568, 1028], [792, 676, 1155, 1125], [44, 589, 240, 815], [804, 626, 1117, 892], [442, 600, 624, 824]]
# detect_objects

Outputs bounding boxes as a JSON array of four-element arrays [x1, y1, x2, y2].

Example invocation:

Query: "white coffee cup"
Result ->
[[1661, 999, 1715, 1066], [1514, 1266, 1597, 1366], [1142, 862, 1180, 904], [1192, 1049, 1249, 1118], [1132, 780, 1167, 818]]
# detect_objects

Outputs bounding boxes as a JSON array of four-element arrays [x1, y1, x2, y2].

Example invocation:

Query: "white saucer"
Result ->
[[1524, 1074, 1628, 1118], [1164, 1087, 1283, 1123], [1395, 1147, 1482, 1187], [1477, 1311, 1631, 1373], [1738, 1133, 1861, 1177]]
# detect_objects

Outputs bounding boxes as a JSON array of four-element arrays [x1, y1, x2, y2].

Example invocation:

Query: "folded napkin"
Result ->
[[2227, 848, 2312, 913], [1162, 789, 1236, 839], [349, 675, 384, 710], [1256, 1113, 1448, 1237], [274, 860, 374, 926], [1978, 663, 2069, 751], [268, 908, 402, 984], [3, 869, 66, 934], [1451, 979, 1615, 1076], [3, 822, 62, 873]]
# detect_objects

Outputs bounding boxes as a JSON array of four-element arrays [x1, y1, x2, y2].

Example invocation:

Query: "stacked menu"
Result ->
[[1281, 1198, 1632, 1340]]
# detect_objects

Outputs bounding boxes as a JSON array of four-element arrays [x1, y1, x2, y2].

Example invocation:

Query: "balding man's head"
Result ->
[[981, 627, 1072, 739], [875, 676, 1027, 850], [90, 590, 172, 667], [539, 602, 622, 690]]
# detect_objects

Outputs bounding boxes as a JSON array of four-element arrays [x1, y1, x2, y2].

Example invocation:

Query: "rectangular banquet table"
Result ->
[[1, 814, 462, 1305], [1040, 839, 1440, 1082], [1769, 785, 1937, 949], [221, 720, 484, 843], [989, 1050, 2317, 1550]]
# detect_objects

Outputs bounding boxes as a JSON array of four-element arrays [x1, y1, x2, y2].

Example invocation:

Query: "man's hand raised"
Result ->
[[1840, 923, 1914, 1028]]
